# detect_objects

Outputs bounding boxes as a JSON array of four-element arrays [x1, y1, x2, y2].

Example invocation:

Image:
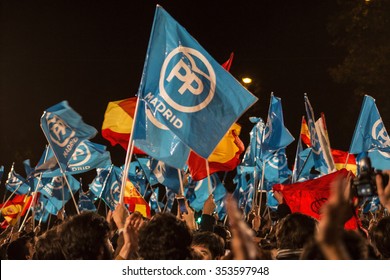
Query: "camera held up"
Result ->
[[352, 157, 389, 197]]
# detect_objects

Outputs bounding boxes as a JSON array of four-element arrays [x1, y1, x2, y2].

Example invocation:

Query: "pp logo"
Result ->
[[308, 120, 321, 155], [153, 161, 167, 184], [48, 176, 65, 191], [68, 142, 91, 168], [46, 113, 76, 147], [372, 119, 390, 158], [160, 47, 216, 113], [146, 108, 169, 130], [109, 181, 120, 205], [268, 153, 287, 170]]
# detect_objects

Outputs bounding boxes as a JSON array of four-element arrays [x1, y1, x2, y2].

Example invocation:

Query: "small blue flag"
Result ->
[[5, 169, 31, 195], [34, 196, 51, 223], [38, 175, 80, 211], [350, 95, 390, 154], [242, 118, 265, 167], [89, 166, 113, 199], [149, 158, 181, 194], [261, 149, 292, 191], [261, 94, 294, 160], [100, 166, 123, 211], [40, 101, 97, 170], [38, 140, 111, 177], [137, 6, 257, 159], [304, 94, 330, 175], [78, 191, 97, 212]]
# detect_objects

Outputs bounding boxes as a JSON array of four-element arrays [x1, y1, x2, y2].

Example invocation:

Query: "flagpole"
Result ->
[[343, 153, 351, 169], [97, 164, 114, 211], [18, 146, 50, 232], [295, 149, 313, 181], [205, 160, 212, 195], [257, 161, 266, 217], [120, 97, 141, 204], [39, 124, 80, 215], [177, 169, 184, 196]]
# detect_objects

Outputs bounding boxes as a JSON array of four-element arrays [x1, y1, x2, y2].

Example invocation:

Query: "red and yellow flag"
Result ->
[[123, 180, 151, 218], [102, 97, 144, 154], [300, 116, 311, 147], [332, 149, 357, 175], [188, 123, 244, 181], [0, 194, 32, 225]]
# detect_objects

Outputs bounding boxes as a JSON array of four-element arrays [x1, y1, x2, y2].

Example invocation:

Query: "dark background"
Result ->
[[1, 0, 389, 193]]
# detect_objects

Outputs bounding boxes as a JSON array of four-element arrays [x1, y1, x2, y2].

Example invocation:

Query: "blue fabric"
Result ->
[[133, 99, 190, 169], [38, 141, 111, 177], [304, 95, 329, 175], [40, 101, 97, 170], [350, 95, 390, 154], [136, 6, 257, 158], [261, 94, 294, 160], [38, 175, 80, 211], [5, 170, 31, 195]]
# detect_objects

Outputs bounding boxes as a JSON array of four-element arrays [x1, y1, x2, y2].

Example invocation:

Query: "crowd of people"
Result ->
[[1, 171, 389, 260]]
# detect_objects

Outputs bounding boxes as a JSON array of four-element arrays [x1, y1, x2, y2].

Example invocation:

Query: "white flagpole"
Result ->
[[177, 169, 184, 196], [120, 97, 141, 204], [39, 123, 80, 215]]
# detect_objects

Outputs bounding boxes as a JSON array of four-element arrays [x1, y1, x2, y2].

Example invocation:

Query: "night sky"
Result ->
[[1, 0, 361, 186]]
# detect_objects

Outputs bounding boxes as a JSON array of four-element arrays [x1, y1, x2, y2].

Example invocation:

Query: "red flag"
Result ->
[[221, 52, 234, 72], [102, 97, 145, 154], [0, 194, 32, 225], [273, 169, 358, 230], [188, 123, 244, 181]]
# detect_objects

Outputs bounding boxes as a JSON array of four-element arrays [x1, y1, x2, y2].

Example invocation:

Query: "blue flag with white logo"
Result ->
[[134, 99, 190, 169], [38, 140, 111, 178], [100, 166, 123, 211], [187, 174, 225, 212], [261, 149, 292, 191], [350, 95, 390, 155], [149, 158, 181, 194], [89, 166, 112, 199], [126, 160, 148, 196], [5, 169, 31, 195], [40, 101, 97, 170], [38, 175, 81, 211], [136, 6, 257, 159], [78, 191, 97, 212], [34, 196, 52, 222], [261, 94, 294, 160], [304, 94, 330, 175]]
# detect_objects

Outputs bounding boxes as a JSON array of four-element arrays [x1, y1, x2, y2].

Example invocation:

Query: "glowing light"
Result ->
[[242, 77, 252, 84]]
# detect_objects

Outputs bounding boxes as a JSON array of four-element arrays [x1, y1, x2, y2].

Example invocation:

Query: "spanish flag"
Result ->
[[123, 180, 151, 218], [300, 116, 311, 147], [0, 194, 32, 225], [188, 123, 245, 181], [102, 97, 144, 154]]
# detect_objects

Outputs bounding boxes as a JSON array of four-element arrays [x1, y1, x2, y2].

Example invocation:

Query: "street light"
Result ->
[[242, 77, 252, 84]]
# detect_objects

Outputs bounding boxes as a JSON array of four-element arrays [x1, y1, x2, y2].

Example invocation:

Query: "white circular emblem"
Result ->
[[159, 46, 216, 113]]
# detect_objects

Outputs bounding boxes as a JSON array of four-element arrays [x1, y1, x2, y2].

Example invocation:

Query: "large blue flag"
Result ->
[[37, 141, 111, 177], [350, 95, 390, 154], [304, 94, 330, 175], [134, 99, 190, 169], [40, 101, 97, 170], [136, 6, 257, 159], [37, 175, 81, 211], [261, 94, 294, 160]]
